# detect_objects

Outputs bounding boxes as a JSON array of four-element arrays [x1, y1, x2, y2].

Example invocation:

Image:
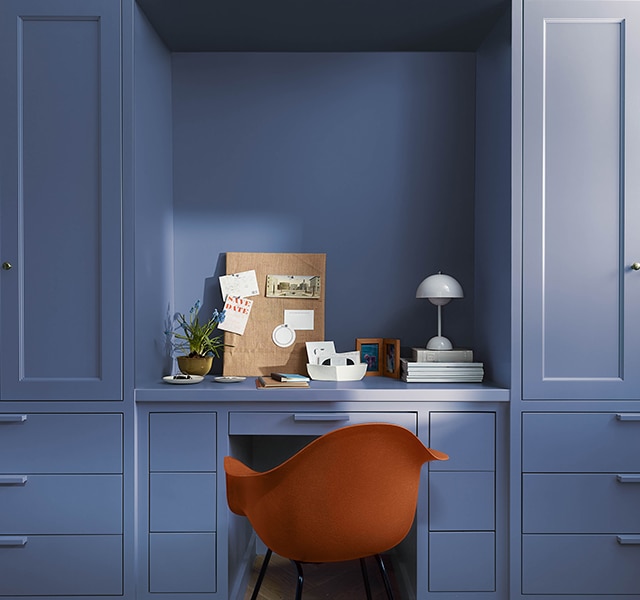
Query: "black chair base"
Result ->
[[250, 548, 395, 600]]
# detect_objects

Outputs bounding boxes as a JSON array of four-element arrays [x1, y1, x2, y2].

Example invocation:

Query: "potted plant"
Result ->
[[165, 300, 226, 376]]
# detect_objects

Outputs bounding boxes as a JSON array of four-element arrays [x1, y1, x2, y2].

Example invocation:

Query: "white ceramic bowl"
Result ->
[[306, 363, 368, 381]]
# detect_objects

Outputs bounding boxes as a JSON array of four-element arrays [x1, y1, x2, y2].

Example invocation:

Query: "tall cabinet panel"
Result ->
[[0, 0, 122, 401], [522, 0, 640, 400]]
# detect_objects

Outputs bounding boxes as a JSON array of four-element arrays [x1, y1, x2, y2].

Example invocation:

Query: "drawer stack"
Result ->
[[148, 412, 218, 594], [427, 412, 497, 593], [522, 412, 640, 595], [0, 413, 123, 596]]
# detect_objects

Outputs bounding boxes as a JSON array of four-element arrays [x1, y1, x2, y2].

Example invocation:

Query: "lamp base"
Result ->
[[426, 336, 453, 350]]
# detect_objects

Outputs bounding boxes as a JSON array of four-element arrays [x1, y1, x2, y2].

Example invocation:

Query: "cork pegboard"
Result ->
[[222, 252, 326, 376]]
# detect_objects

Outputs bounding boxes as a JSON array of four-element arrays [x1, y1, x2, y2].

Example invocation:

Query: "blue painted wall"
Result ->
[[134, 6, 175, 383], [170, 52, 477, 355], [474, 12, 511, 385]]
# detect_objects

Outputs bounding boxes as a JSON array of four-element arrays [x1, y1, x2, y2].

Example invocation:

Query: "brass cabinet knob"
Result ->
[[1, 262, 12, 271], [632, 262, 640, 271]]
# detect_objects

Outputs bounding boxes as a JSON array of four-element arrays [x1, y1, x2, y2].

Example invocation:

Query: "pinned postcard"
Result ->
[[218, 296, 253, 336], [219, 270, 260, 300]]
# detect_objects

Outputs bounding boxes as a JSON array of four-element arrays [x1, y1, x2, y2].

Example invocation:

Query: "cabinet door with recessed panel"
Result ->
[[0, 0, 122, 401]]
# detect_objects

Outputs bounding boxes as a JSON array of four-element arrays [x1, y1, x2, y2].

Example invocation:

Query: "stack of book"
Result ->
[[401, 349, 483, 382], [255, 373, 310, 389]]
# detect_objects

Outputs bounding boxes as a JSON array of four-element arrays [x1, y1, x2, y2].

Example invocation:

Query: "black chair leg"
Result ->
[[375, 553, 395, 600], [292, 560, 304, 600], [250, 548, 273, 600], [360, 557, 373, 600]]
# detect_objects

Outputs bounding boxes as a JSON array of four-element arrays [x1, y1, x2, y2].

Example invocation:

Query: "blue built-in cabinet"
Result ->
[[516, 1, 640, 598]]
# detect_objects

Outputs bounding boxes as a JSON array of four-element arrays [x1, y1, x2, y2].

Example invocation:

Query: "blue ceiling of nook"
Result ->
[[136, 0, 509, 52]]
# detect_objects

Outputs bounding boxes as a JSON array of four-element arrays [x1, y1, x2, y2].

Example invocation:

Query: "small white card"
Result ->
[[305, 341, 336, 365], [284, 309, 314, 331], [218, 296, 253, 336], [219, 270, 260, 300]]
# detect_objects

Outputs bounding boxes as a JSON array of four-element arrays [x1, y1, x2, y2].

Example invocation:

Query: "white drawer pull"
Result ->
[[0, 414, 27, 423], [616, 413, 640, 421], [617, 536, 640, 545], [0, 537, 28, 547], [293, 414, 351, 422], [617, 475, 640, 483], [0, 476, 27, 485]]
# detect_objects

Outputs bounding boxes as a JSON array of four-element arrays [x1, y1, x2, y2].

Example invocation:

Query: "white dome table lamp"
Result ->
[[416, 272, 464, 350]]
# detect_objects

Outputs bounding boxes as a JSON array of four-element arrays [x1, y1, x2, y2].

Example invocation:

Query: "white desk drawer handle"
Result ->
[[0, 476, 27, 485], [0, 414, 27, 423], [617, 475, 640, 483], [616, 413, 640, 421], [0, 537, 28, 547], [617, 536, 640, 545], [293, 414, 351, 422]]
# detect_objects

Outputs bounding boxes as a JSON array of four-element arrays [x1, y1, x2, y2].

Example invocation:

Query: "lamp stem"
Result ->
[[437, 304, 442, 337]]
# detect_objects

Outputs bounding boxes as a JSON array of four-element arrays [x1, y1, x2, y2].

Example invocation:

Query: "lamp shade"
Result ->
[[416, 273, 464, 305]]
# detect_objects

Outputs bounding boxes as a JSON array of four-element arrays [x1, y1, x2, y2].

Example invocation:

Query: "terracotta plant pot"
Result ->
[[177, 355, 213, 376]]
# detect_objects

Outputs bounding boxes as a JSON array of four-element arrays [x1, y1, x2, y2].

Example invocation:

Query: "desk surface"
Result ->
[[135, 377, 509, 402]]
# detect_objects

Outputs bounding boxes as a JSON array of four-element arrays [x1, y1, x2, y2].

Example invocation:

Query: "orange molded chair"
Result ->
[[224, 422, 448, 599]]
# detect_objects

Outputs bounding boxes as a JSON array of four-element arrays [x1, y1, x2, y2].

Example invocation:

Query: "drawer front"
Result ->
[[149, 533, 216, 593], [429, 532, 495, 592], [229, 411, 417, 435], [523, 534, 640, 595], [150, 412, 217, 472], [0, 413, 122, 473], [150, 473, 217, 532], [0, 474, 122, 534], [523, 412, 640, 472], [429, 471, 495, 531], [524, 473, 640, 533], [0, 534, 122, 596], [429, 412, 495, 471]]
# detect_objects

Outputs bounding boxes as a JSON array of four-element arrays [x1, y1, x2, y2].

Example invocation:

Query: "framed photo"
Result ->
[[356, 338, 382, 376], [383, 338, 401, 378]]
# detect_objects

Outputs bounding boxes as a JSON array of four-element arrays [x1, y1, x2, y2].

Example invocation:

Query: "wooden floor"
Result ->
[[243, 552, 398, 600]]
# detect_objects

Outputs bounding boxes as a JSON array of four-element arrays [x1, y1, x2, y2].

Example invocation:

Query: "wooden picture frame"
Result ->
[[383, 338, 401, 378], [356, 338, 382, 376]]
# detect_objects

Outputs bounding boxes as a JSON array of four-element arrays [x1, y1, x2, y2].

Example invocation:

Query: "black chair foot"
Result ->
[[250, 548, 272, 600], [375, 554, 395, 600], [360, 557, 373, 600]]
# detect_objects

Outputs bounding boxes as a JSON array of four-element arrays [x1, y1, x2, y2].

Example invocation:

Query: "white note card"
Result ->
[[219, 270, 260, 300], [284, 309, 314, 331]]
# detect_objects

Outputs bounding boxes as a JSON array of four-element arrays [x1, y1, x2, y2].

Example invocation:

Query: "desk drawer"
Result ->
[[229, 411, 417, 435], [429, 532, 495, 592], [429, 471, 495, 531], [149, 533, 217, 593], [523, 534, 640, 595], [523, 412, 640, 472], [524, 473, 640, 533], [150, 473, 217, 532], [0, 474, 122, 534], [429, 412, 495, 471], [0, 413, 122, 473], [150, 412, 217, 472], [0, 534, 122, 596]]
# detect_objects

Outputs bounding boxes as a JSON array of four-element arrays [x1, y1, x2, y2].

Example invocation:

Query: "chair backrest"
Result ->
[[224, 422, 448, 563]]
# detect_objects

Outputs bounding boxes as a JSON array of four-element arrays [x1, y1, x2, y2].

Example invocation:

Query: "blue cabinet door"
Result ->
[[0, 0, 121, 401], [522, 0, 640, 400]]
